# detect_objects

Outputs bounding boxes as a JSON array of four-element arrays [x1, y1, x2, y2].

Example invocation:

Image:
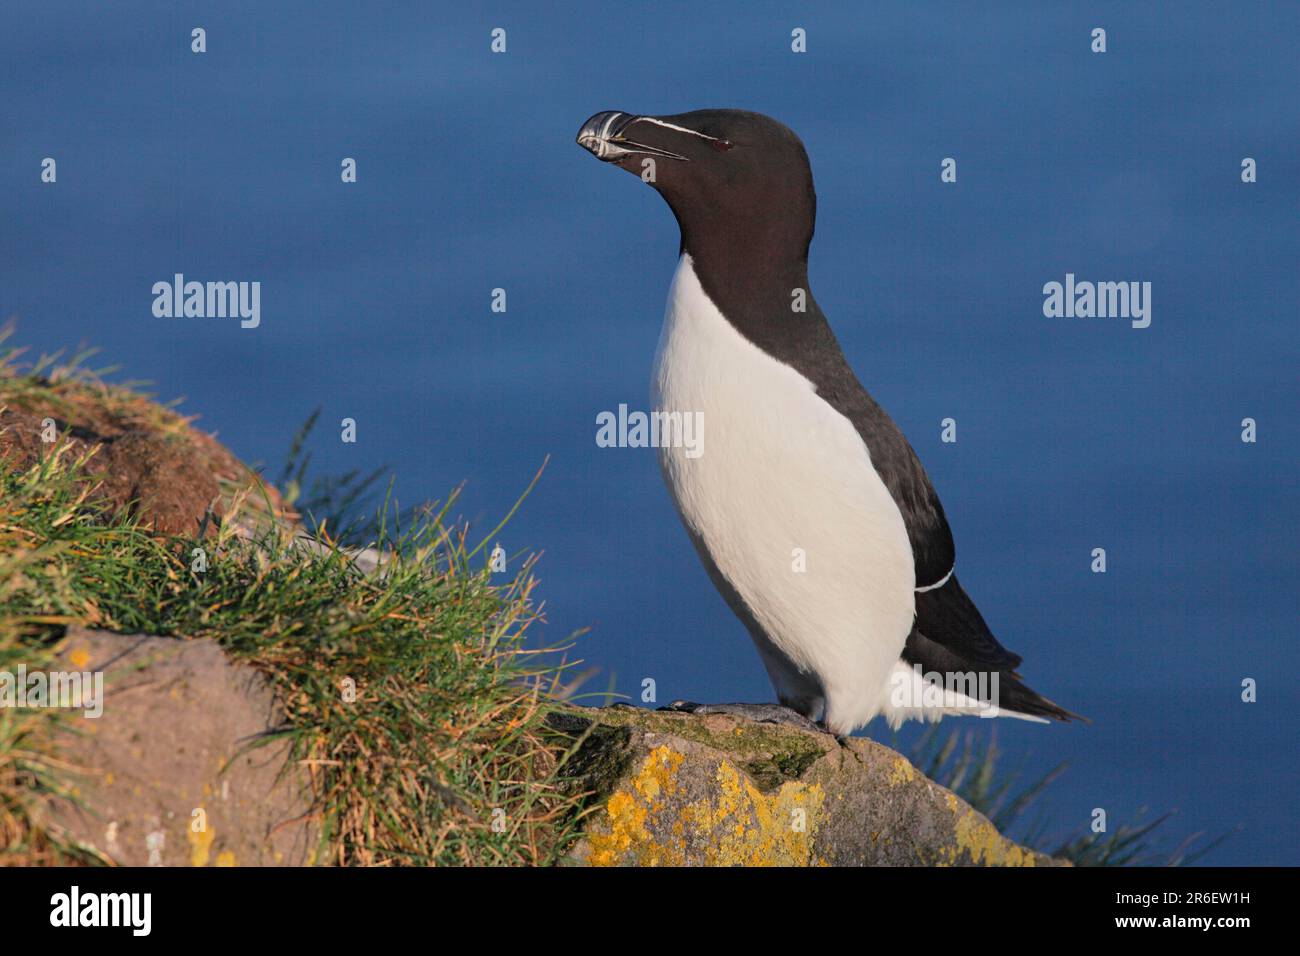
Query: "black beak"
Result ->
[[576, 111, 689, 163]]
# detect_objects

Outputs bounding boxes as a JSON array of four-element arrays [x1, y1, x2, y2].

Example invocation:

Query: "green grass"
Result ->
[[0, 430, 590, 866], [0, 612, 111, 866]]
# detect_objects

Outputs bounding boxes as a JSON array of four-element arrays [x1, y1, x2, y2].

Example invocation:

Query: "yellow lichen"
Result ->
[[682, 760, 825, 866], [632, 745, 682, 804], [588, 746, 683, 867], [930, 805, 1039, 867], [950, 809, 1038, 867], [887, 756, 916, 786], [587, 745, 825, 867], [188, 824, 215, 867]]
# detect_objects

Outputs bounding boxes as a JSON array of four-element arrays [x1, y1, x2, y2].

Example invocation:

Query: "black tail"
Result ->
[[903, 572, 1088, 723], [996, 670, 1088, 723]]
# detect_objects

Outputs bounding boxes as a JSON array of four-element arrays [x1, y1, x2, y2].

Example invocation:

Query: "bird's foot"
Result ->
[[662, 700, 829, 736]]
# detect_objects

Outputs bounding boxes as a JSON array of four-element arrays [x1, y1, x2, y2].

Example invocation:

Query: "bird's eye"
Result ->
[[711, 139, 735, 152]]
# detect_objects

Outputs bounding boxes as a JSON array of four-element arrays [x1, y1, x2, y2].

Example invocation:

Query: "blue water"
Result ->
[[3, 2, 1297, 864]]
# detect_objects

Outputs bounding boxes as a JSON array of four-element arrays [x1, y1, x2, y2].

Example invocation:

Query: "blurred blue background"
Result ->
[[3, 1, 1297, 863]]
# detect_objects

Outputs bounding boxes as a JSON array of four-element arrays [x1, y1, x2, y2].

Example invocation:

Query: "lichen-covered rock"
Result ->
[[552, 706, 1063, 867]]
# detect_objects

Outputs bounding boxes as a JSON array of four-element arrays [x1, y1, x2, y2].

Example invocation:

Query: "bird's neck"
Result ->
[[680, 227, 830, 360]]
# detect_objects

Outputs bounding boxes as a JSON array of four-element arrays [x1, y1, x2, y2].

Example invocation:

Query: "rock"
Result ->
[[34, 627, 317, 866], [552, 706, 1063, 867], [29, 627, 1057, 867]]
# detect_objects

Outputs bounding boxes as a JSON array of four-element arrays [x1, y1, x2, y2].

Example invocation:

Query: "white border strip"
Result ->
[[915, 567, 953, 593]]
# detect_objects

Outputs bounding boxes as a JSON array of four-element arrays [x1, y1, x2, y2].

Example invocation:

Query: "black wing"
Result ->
[[793, 328, 957, 589]]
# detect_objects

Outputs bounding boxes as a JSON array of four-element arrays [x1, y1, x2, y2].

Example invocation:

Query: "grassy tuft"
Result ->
[[0, 373, 589, 865], [0, 326, 188, 439], [275, 407, 388, 546]]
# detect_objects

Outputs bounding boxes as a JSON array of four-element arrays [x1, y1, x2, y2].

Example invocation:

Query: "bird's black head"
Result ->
[[576, 109, 817, 265]]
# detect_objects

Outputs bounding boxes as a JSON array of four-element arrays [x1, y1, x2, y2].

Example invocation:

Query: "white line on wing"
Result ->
[[915, 567, 953, 593]]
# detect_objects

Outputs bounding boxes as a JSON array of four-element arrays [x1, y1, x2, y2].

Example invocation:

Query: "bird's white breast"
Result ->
[[651, 254, 916, 733]]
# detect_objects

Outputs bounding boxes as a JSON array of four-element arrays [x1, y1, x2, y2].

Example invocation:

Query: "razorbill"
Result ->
[[577, 109, 1082, 735]]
